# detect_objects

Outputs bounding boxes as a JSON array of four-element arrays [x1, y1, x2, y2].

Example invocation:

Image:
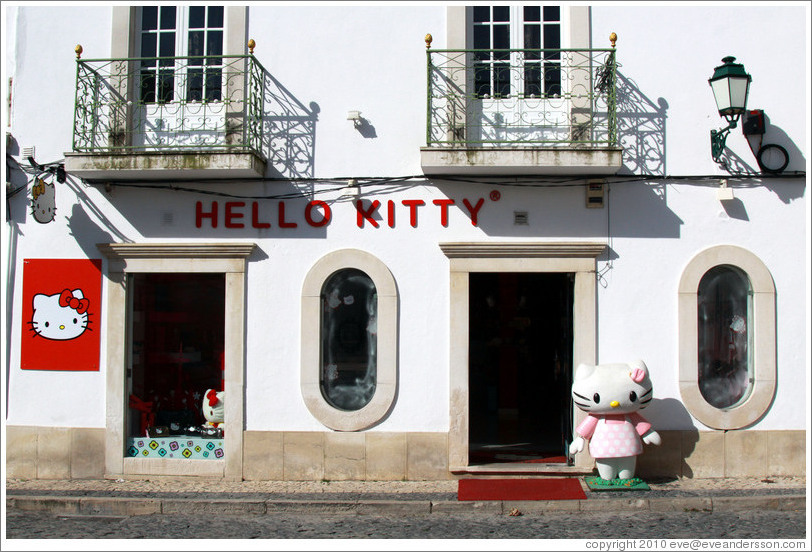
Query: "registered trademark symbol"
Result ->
[[489, 190, 501, 201]]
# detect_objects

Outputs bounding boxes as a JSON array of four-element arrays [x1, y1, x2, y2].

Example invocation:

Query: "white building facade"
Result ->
[[3, 4, 808, 481]]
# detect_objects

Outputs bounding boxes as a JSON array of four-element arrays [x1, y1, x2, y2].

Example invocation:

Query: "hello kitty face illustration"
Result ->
[[571, 360, 653, 416], [31, 178, 56, 224], [30, 289, 91, 340]]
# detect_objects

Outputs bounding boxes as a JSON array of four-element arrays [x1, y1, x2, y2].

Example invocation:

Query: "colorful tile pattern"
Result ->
[[127, 437, 224, 460]]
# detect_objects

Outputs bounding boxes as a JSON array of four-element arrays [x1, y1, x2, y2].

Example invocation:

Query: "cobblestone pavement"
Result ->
[[5, 508, 808, 540]]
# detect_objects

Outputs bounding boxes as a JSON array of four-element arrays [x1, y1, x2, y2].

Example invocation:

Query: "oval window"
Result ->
[[320, 269, 377, 411], [697, 265, 752, 409]]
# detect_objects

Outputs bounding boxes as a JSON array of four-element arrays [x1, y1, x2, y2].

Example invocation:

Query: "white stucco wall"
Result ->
[[4, 5, 808, 435]]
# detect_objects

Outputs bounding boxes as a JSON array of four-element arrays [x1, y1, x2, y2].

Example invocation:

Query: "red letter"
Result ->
[[462, 198, 485, 226], [356, 200, 380, 228], [305, 200, 332, 227], [225, 201, 245, 228], [401, 199, 425, 228], [387, 200, 395, 228], [433, 199, 455, 227], [251, 202, 271, 229], [196, 201, 218, 228], [278, 201, 298, 228]]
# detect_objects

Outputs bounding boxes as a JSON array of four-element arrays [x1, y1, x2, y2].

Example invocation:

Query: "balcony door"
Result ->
[[134, 6, 226, 148], [468, 5, 569, 144]]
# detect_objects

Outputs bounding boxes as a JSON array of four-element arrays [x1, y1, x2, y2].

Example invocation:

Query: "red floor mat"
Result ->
[[458, 478, 586, 501]]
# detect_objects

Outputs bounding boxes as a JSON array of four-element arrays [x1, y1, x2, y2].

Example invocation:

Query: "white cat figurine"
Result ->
[[569, 360, 661, 480], [202, 389, 224, 428], [30, 289, 90, 341]]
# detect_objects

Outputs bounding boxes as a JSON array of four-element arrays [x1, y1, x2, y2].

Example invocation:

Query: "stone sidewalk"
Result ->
[[5, 476, 807, 517]]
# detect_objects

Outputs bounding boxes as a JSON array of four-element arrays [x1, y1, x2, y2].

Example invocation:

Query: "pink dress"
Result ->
[[575, 413, 652, 458]]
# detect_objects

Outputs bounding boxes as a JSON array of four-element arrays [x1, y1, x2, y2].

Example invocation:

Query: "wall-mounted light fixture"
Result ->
[[708, 56, 751, 162], [347, 111, 362, 127]]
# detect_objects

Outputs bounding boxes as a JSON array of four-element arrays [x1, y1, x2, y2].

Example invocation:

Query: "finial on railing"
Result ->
[[247, 39, 255, 55], [610, 32, 617, 48], [75, 44, 83, 59], [425, 34, 433, 49]]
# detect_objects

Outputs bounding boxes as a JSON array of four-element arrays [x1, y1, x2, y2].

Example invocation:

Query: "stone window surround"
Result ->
[[98, 242, 255, 480], [678, 245, 776, 430], [441, 241, 605, 472], [301, 249, 399, 431]]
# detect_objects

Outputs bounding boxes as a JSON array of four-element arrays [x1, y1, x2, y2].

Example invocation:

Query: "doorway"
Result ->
[[468, 272, 573, 465]]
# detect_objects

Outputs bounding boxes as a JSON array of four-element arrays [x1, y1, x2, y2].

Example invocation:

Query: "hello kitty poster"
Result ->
[[21, 259, 102, 371]]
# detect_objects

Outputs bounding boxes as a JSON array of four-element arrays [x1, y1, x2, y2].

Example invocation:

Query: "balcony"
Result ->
[[65, 52, 267, 181], [421, 43, 623, 175]]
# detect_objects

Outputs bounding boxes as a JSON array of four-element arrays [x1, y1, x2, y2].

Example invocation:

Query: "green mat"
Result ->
[[584, 476, 650, 492]]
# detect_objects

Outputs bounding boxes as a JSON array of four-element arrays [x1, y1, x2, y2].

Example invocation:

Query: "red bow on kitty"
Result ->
[[207, 389, 220, 406], [59, 289, 90, 314]]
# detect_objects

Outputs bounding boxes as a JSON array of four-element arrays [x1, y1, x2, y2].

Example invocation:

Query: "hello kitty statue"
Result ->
[[202, 389, 224, 428], [569, 360, 661, 481]]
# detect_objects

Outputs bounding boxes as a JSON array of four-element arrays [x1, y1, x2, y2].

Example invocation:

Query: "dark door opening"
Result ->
[[468, 272, 573, 465]]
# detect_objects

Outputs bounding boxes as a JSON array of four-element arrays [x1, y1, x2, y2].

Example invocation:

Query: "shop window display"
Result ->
[[126, 273, 225, 459]]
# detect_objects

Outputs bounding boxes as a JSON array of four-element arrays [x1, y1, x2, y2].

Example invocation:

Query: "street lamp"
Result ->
[[708, 56, 752, 162]]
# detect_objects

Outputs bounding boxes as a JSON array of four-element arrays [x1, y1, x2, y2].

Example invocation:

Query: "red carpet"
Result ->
[[458, 478, 586, 501]]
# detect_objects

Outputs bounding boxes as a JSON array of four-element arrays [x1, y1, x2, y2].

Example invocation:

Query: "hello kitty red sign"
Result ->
[[21, 259, 102, 371]]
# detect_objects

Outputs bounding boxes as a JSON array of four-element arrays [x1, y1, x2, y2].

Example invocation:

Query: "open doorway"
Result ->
[[468, 272, 574, 465]]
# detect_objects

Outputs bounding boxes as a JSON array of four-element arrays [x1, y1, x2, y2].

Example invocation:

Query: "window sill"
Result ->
[[64, 150, 266, 182], [420, 146, 623, 176]]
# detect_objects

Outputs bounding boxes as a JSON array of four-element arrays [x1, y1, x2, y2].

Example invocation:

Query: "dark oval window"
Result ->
[[320, 269, 377, 411], [697, 265, 752, 409]]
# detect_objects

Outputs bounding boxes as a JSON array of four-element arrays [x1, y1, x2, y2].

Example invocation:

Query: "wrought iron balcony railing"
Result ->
[[72, 54, 264, 154], [426, 45, 618, 148]]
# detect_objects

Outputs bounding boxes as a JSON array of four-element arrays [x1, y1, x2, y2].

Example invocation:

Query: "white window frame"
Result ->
[[301, 250, 399, 431], [678, 245, 776, 430]]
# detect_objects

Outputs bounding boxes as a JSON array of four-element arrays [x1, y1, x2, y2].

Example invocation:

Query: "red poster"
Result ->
[[21, 259, 102, 371]]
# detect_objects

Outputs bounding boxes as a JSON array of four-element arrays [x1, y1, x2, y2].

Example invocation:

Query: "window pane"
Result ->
[[208, 6, 224, 28], [205, 68, 222, 102], [159, 6, 177, 30], [493, 6, 509, 22], [493, 24, 509, 51], [524, 6, 541, 22], [320, 269, 377, 411], [187, 68, 203, 101], [207, 30, 223, 63], [697, 266, 752, 409], [524, 24, 540, 51], [543, 6, 560, 22], [473, 6, 490, 22], [544, 62, 561, 96], [188, 30, 205, 62], [139, 70, 156, 103], [140, 33, 157, 60], [524, 63, 541, 97], [544, 24, 561, 50], [141, 6, 158, 31], [188, 6, 205, 29], [474, 62, 491, 97], [473, 25, 490, 51], [494, 63, 510, 97], [159, 31, 176, 63]]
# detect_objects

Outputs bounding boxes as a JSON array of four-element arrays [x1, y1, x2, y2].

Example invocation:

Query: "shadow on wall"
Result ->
[[260, 70, 320, 179], [636, 397, 700, 480], [714, 113, 806, 203], [615, 71, 669, 177]]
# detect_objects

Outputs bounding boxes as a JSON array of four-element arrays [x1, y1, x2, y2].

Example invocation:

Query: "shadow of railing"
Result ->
[[260, 71, 319, 180], [614, 71, 668, 177]]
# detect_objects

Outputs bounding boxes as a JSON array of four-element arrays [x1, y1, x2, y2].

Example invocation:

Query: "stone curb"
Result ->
[[7, 494, 806, 516]]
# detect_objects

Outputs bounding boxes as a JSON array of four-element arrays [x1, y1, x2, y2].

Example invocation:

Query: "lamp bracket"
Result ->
[[710, 119, 738, 162]]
